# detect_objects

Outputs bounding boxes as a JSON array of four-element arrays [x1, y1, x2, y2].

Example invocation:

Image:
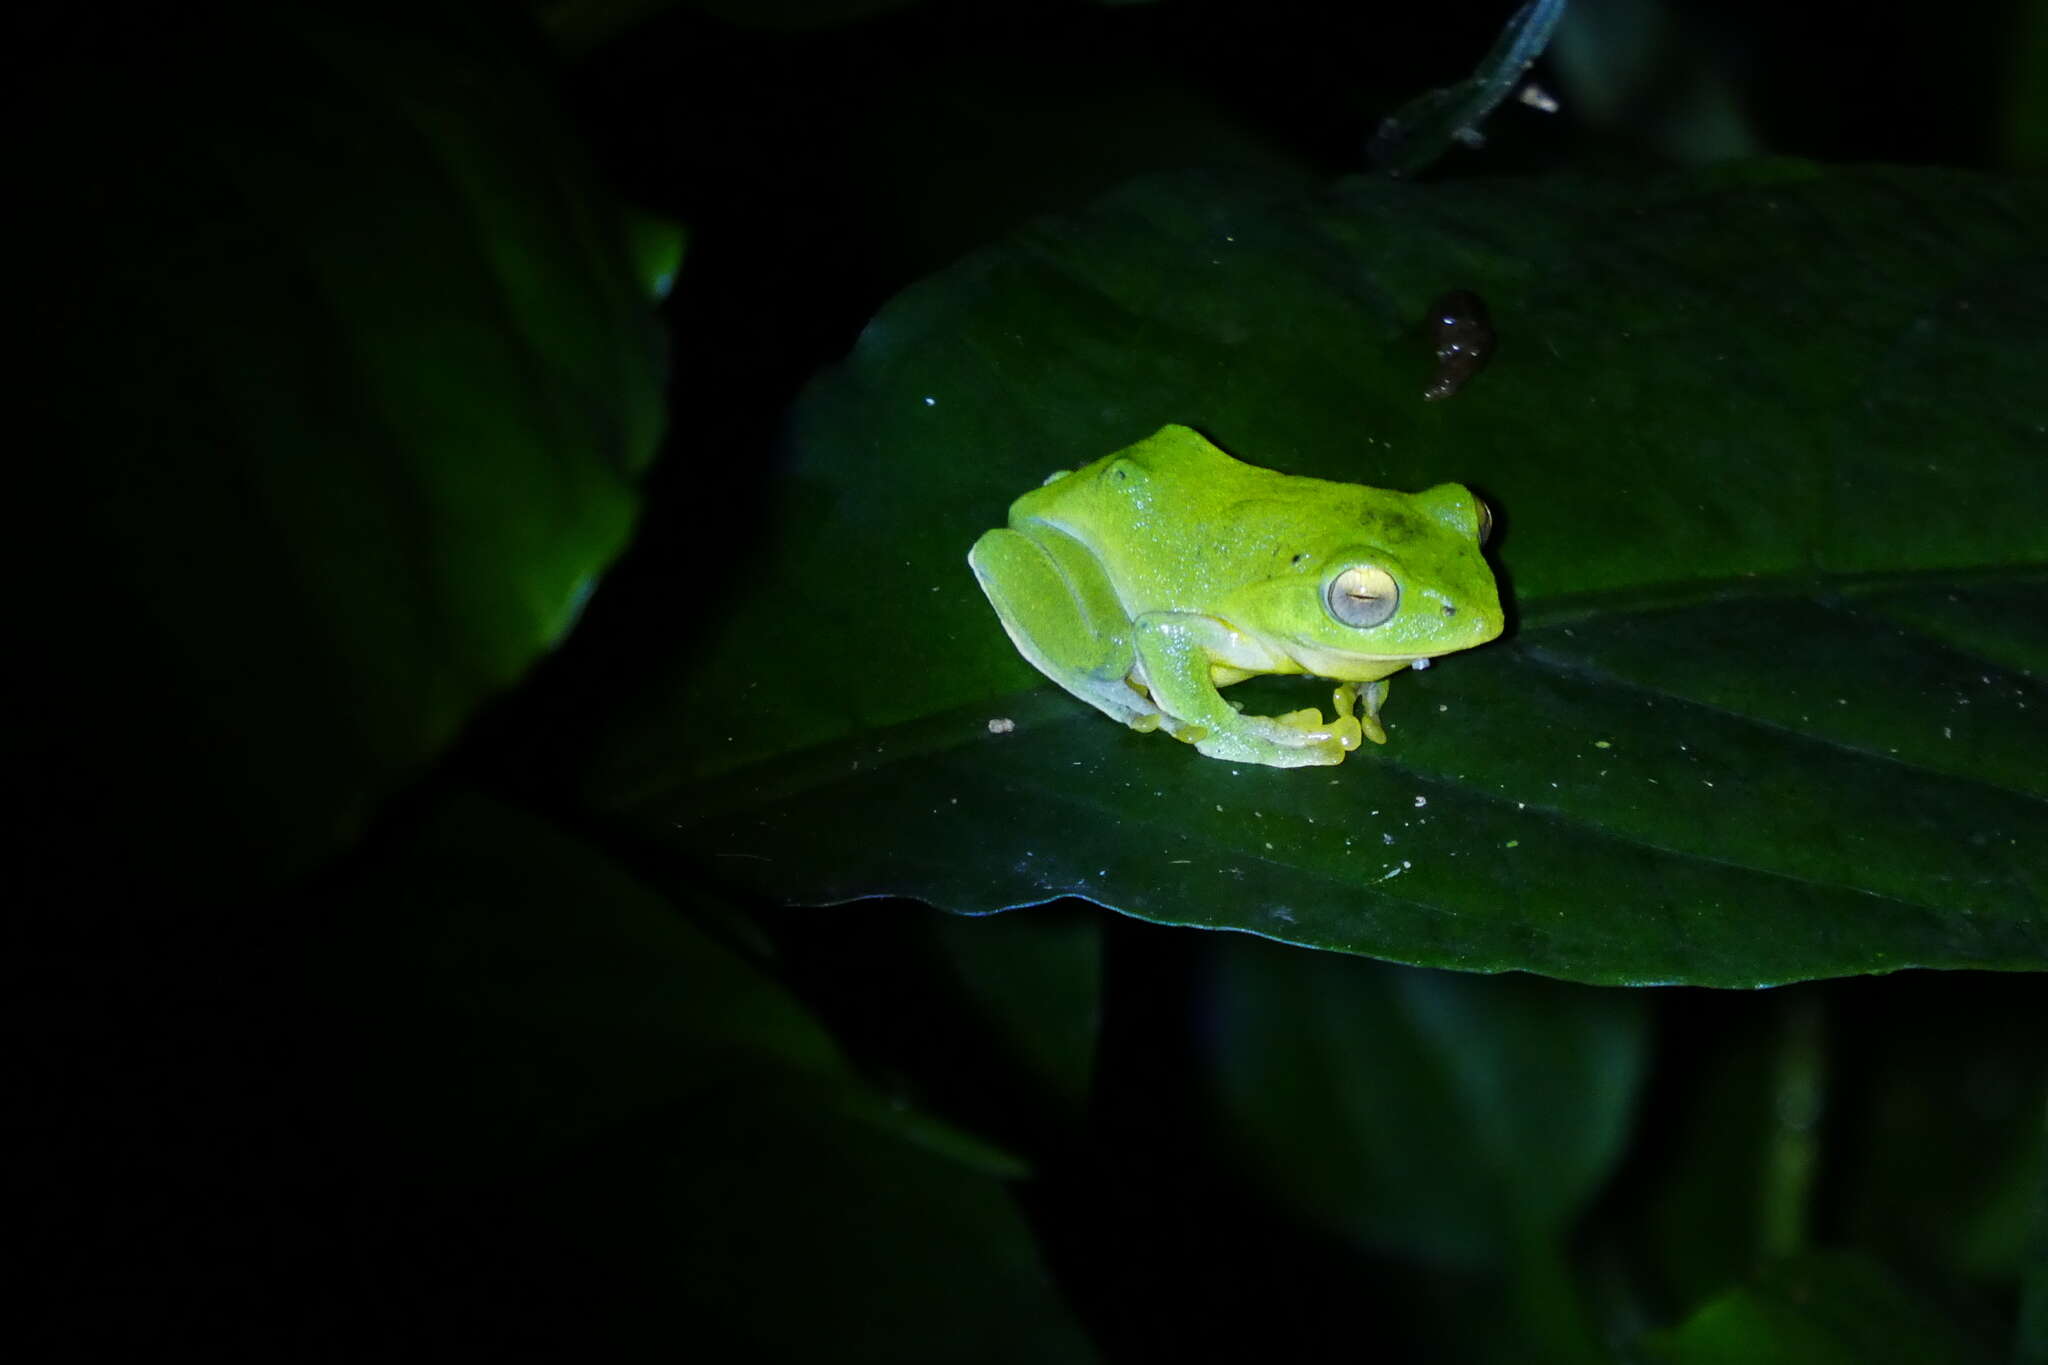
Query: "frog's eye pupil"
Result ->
[[1327, 565, 1400, 628], [1476, 499, 1495, 546]]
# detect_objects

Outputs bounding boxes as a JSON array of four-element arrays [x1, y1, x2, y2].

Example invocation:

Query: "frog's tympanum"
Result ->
[[969, 425, 1503, 768]]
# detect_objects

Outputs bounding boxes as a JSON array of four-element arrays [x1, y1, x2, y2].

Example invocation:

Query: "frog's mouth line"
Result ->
[[1293, 645, 1457, 666]]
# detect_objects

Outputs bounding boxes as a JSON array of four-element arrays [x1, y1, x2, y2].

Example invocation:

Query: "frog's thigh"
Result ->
[[969, 528, 1157, 726]]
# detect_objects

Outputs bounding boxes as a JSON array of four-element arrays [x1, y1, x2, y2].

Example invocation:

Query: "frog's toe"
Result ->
[[1191, 728, 1347, 768], [1259, 708, 1357, 748]]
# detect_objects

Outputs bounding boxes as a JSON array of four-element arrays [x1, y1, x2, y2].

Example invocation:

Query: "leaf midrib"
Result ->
[[1516, 561, 2048, 629]]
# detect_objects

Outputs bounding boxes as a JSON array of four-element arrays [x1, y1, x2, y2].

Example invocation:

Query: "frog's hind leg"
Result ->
[[969, 527, 1161, 730]]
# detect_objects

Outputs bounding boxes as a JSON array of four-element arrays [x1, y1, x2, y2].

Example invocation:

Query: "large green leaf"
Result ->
[[598, 162, 2046, 987], [23, 3, 665, 892]]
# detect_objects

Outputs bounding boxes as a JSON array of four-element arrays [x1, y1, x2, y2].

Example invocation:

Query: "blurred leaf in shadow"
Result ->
[[928, 905, 1105, 1119], [1208, 940, 1648, 1267], [22, 1, 666, 896], [305, 787, 1094, 1360], [1642, 1250, 2000, 1364], [1825, 974, 2046, 1284], [1548, 0, 1760, 164], [1204, 937, 1645, 1359]]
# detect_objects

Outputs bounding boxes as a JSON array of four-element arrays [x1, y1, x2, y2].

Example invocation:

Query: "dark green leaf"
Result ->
[[26, 3, 665, 892], [600, 163, 2047, 987], [1641, 1251, 1999, 1365], [310, 789, 1091, 1361]]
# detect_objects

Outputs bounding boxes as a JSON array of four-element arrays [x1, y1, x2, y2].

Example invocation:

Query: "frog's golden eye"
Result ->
[[1327, 565, 1400, 628], [1475, 498, 1494, 546]]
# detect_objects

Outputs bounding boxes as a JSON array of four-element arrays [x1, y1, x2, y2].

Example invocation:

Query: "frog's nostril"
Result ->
[[1442, 604, 1457, 617]]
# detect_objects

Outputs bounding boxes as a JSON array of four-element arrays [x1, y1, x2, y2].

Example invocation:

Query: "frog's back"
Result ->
[[1009, 425, 1371, 612], [1014, 425, 1338, 523]]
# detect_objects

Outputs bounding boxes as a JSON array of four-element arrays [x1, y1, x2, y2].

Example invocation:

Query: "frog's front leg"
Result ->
[[969, 527, 1163, 731], [1133, 613, 1364, 767]]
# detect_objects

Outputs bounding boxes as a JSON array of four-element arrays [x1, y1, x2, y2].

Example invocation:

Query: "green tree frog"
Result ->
[[969, 425, 1504, 768]]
